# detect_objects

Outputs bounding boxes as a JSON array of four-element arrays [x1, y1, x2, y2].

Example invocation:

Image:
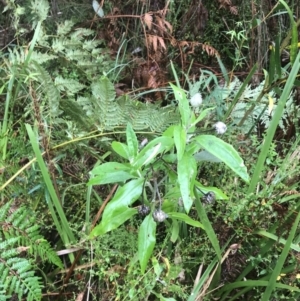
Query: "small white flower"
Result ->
[[214, 121, 227, 134], [190, 93, 203, 108]]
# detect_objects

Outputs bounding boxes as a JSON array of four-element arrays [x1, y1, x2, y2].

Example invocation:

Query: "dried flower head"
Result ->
[[202, 191, 216, 205], [138, 204, 150, 216], [190, 93, 203, 108], [152, 209, 168, 222], [214, 121, 227, 134]]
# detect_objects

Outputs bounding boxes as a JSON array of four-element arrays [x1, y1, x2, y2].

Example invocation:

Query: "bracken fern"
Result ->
[[0, 200, 63, 300]]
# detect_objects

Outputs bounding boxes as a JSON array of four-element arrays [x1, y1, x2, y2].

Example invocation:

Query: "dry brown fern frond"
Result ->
[[132, 60, 166, 99], [202, 43, 219, 56], [143, 13, 153, 30], [153, 14, 173, 36], [177, 41, 219, 57], [218, 0, 238, 15], [229, 6, 238, 15], [218, 0, 232, 8], [156, 0, 170, 18], [147, 34, 166, 52]]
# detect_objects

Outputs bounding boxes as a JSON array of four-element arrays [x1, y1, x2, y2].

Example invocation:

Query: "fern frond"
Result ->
[[0, 284, 7, 301], [57, 20, 75, 36], [216, 77, 298, 133], [60, 99, 93, 130], [55, 76, 86, 96], [32, 61, 61, 117], [31, 52, 57, 64], [65, 49, 85, 60], [52, 38, 67, 53], [7, 258, 42, 301], [70, 28, 95, 40], [0, 202, 63, 299], [0, 245, 42, 301], [0, 201, 11, 221], [31, 238, 64, 268], [8, 47, 27, 65], [83, 39, 103, 51], [76, 77, 180, 132]]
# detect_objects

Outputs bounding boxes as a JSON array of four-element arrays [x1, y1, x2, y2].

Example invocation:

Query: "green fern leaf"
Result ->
[[57, 20, 75, 36], [31, 52, 57, 64], [32, 61, 61, 117], [0, 203, 63, 299], [60, 98, 93, 130], [55, 76, 86, 95]]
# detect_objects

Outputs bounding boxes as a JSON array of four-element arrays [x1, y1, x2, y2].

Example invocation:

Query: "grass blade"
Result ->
[[247, 50, 300, 194], [261, 210, 300, 300], [26, 124, 75, 246]]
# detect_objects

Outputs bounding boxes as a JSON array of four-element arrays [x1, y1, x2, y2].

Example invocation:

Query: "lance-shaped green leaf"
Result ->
[[170, 83, 190, 127], [177, 153, 197, 213], [190, 107, 215, 129], [88, 162, 134, 185], [138, 214, 156, 274], [133, 136, 174, 169], [90, 178, 143, 237], [194, 135, 249, 183], [279, 0, 298, 64], [126, 123, 138, 162], [173, 124, 186, 160], [195, 181, 228, 200], [168, 212, 204, 229], [112, 141, 129, 159]]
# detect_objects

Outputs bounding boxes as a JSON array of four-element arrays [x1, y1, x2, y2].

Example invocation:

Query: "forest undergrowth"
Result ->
[[1, 0, 300, 300]]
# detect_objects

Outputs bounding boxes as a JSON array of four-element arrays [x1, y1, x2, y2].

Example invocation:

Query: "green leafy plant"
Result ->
[[212, 76, 299, 134], [87, 70, 249, 299], [216, 11, 300, 298], [224, 21, 249, 70], [0, 200, 63, 300]]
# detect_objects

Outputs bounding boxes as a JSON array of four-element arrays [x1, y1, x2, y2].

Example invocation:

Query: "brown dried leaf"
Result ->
[[155, 16, 164, 34], [146, 35, 153, 50], [202, 44, 219, 56], [148, 74, 158, 89], [157, 36, 166, 51], [163, 20, 173, 33], [152, 35, 158, 52], [186, 46, 194, 55], [170, 37, 177, 47], [17, 246, 30, 253], [230, 6, 238, 15], [75, 292, 84, 301], [143, 13, 153, 30], [218, 0, 232, 5], [179, 41, 189, 48], [159, 0, 170, 18]]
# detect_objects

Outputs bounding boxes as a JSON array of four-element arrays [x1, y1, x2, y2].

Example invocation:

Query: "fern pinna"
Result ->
[[0, 200, 63, 301]]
